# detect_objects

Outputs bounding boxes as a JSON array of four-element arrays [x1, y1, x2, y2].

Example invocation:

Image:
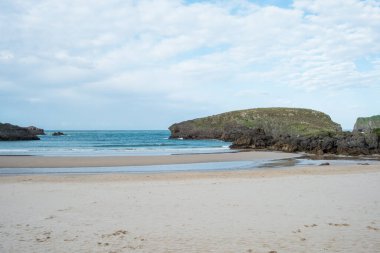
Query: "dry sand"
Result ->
[[0, 152, 380, 252]]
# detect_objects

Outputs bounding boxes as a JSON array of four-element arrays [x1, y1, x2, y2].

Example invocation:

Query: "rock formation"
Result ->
[[0, 123, 42, 141], [169, 108, 380, 155], [228, 129, 379, 155], [353, 115, 380, 133], [52, 132, 64, 136], [170, 108, 342, 140], [27, 126, 45, 135]]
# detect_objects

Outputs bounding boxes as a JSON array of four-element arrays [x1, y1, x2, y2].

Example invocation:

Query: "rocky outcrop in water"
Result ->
[[170, 108, 341, 139], [169, 108, 380, 155], [354, 115, 380, 133], [52, 132, 64, 136], [0, 123, 42, 141], [227, 128, 380, 155]]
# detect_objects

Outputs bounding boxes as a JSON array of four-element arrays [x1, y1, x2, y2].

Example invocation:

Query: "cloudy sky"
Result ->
[[1, 0, 379, 130]]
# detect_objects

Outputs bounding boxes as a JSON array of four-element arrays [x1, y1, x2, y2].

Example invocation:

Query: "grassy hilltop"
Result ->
[[354, 115, 380, 133], [169, 108, 342, 139]]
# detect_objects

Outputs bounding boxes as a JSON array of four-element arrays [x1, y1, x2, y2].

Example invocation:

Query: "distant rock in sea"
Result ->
[[52, 132, 64, 136], [0, 123, 42, 141], [169, 108, 380, 155], [353, 115, 380, 133]]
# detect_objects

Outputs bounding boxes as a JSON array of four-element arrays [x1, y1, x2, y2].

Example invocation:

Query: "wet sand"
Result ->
[[0, 151, 299, 168], [0, 153, 380, 252]]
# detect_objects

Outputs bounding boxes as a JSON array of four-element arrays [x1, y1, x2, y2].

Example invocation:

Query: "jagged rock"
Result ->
[[168, 108, 380, 155], [228, 127, 274, 149], [0, 123, 41, 141], [27, 126, 45, 135], [52, 132, 64, 136], [336, 132, 379, 155]]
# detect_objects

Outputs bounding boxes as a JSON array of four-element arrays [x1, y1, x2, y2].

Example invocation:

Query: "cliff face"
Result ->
[[169, 108, 342, 140], [354, 115, 380, 133], [169, 108, 380, 155], [0, 123, 42, 141]]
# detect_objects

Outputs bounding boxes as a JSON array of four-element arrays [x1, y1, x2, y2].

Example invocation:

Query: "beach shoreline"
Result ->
[[1, 163, 380, 252], [1, 151, 380, 252], [0, 163, 379, 183], [0, 150, 301, 168]]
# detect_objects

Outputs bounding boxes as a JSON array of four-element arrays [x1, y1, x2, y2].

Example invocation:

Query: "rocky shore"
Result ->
[[226, 127, 379, 155], [0, 123, 44, 141], [169, 108, 380, 155]]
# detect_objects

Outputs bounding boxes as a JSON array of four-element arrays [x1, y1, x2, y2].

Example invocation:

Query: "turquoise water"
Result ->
[[0, 130, 232, 156]]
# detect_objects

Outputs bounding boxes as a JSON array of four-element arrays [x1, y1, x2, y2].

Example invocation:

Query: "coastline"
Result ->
[[1, 163, 380, 183], [0, 150, 300, 168], [1, 151, 380, 252]]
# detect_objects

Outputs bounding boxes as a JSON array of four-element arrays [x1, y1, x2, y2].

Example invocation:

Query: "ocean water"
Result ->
[[0, 130, 232, 156]]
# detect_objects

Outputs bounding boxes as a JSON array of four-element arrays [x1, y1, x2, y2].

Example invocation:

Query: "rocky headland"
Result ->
[[169, 108, 380, 155], [0, 123, 44, 141], [354, 115, 380, 133], [26, 126, 45, 136]]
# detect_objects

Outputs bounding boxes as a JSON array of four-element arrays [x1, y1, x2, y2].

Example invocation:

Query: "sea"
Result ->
[[0, 130, 232, 156], [1, 130, 378, 175]]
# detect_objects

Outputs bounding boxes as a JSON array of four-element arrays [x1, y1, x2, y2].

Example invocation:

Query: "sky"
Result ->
[[0, 0, 379, 130]]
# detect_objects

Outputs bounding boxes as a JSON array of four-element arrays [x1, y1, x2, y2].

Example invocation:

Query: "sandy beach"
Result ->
[[1, 152, 380, 252]]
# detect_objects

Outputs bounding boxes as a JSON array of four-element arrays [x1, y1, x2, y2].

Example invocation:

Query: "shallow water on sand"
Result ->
[[0, 158, 378, 175]]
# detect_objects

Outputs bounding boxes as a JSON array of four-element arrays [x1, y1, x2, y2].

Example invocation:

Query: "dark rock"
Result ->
[[319, 162, 330, 166], [336, 132, 379, 155], [27, 126, 45, 135], [228, 127, 274, 149], [0, 123, 41, 141], [168, 108, 380, 156], [52, 132, 64, 136]]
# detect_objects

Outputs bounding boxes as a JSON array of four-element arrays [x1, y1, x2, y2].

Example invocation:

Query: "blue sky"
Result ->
[[0, 0, 379, 130]]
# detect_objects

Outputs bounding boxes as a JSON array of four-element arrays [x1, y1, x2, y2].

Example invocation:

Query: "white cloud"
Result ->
[[0, 51, 14, 61], [0, 0, 379, 129]]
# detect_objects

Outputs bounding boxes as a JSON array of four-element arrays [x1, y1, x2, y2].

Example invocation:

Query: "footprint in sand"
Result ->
[[304, 224, 318, 228], [36, 231, 52, 242], [328, 223, 350, 227], [64, 235, 79, 242], [98, 229, 146, 250], [292, 228, 302, 234], [367, 226, 379, 231], [101, 229, 128, 238], [247, 250, 277, 253]]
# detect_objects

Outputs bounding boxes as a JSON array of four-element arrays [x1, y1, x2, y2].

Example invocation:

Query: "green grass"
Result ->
[[373, 128, 380, 136], [356, 115, 380, 124], [355, 115, 380, 132], [171, 108, 342, 137]]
